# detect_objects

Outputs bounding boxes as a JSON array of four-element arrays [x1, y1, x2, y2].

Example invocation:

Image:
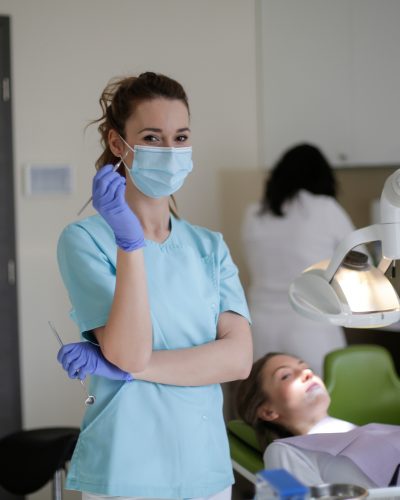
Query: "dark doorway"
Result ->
[[0, 15, 23, 500]]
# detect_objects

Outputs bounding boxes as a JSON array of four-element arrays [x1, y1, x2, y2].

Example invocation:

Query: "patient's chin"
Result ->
[[305, 385, 329, 403]]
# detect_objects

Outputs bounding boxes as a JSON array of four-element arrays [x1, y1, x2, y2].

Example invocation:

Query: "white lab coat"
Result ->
[[241, 191, 356, 374]]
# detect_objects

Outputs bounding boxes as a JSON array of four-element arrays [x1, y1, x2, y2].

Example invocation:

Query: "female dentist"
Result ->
[[56, 71, 252, 500]]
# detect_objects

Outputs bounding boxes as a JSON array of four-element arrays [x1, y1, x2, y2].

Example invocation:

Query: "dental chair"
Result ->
[[227, 419, 264, 485], [228, 344, 400, 486], [0, 427, 79, 500], [324, 344, 400, 426]]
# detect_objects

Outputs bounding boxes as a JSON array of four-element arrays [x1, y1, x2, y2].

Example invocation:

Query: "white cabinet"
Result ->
[[257, 0, 400, 167]]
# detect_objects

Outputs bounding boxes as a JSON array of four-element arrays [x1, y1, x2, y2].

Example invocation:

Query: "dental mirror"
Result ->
[[48, 321, 96, 406], [77, 153, 128, 216]]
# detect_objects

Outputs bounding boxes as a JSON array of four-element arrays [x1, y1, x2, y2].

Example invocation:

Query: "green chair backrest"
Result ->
[[227, 420, 264, 474], [324, 344, 400, 426]]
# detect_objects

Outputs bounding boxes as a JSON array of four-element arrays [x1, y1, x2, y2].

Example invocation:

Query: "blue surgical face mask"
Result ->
[[119, 137, 193, 199]]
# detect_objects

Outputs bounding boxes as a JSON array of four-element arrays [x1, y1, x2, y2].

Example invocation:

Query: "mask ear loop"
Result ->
[[118, 149, 129, 171], [118, 135, 134, 171]]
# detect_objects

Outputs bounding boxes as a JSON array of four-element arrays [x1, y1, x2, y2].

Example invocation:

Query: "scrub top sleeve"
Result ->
[[218, 234, 251, 323], [57, 224, 115, 339]]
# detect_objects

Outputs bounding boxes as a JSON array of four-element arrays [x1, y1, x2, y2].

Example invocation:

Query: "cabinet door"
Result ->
[[257, 0, 353, 167], [257, 0, 400, 167], [351, 0, 400, 165]]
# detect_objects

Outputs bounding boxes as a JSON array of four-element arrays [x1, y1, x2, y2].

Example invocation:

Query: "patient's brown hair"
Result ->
[[236, 352, 294, 450]]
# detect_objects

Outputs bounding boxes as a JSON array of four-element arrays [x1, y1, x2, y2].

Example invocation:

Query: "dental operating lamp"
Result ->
[[289, 168, 400, 328]]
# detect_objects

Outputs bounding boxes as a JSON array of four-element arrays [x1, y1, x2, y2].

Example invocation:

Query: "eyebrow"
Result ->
[[272, 359, 305, 377], [272, 365, 290, 377], [138, 127, 191, 133]]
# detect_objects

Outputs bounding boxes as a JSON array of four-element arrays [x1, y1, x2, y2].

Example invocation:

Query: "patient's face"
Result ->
[[259, 354, 330, 433]]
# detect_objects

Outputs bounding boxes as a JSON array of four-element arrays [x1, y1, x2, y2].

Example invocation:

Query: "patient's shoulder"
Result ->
[[264, 441, 314, 470], [263, 441, 287, 466]]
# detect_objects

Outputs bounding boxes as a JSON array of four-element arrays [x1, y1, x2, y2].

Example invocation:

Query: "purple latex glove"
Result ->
[[57, 342, 133, 381], [92, 165, 145, 252]]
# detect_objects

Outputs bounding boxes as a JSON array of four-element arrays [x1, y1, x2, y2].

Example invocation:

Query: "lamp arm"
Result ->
[[323, 224, 383, 282], [378, 256, 393, 274]]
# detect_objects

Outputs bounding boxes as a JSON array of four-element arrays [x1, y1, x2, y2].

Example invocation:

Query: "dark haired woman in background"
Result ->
[[241, 144, 355, 374]]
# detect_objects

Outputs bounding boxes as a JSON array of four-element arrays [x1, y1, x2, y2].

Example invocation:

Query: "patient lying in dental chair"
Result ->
[[236, 352, 400, 488]]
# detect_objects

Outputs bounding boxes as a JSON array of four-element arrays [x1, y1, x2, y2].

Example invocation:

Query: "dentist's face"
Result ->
[[122, 97, 191, 159], [108, 96, 191, 170], [258, 355, 330, 431]]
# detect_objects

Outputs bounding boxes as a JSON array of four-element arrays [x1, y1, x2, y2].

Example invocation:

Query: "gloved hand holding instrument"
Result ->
[[92, 161, 145, 252], [49, 322, 133, 408], [49, 321, 96, 406], [57, 341, 133, 382]]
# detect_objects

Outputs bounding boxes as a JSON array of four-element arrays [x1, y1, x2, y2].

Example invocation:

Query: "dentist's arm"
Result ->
[[130, 311, 252, 386], [92, 165, 152, 372], [58, 312, 251, 385]]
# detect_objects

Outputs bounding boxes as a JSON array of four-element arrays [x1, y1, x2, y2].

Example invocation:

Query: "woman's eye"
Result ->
[[281, 373, 291, 381], [176, 135, 188, 143], [143, 135, 159, 143]]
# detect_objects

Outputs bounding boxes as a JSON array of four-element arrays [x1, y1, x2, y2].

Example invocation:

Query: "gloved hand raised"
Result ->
[[92, 165, 145, 252], [57, 341, 133, 381]]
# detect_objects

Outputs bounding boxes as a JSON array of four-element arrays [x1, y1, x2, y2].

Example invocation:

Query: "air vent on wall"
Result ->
[[24, 164, 73, 196]]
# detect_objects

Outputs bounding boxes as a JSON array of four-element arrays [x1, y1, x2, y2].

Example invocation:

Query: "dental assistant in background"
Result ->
[[57, 72, 252, 500], [241, 144, 355, 375]]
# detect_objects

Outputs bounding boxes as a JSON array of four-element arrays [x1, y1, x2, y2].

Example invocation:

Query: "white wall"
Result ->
[[0, 1, 259, 498]]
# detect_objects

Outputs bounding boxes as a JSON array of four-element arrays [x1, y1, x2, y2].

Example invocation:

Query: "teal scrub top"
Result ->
[[57, 214, 250, 499]]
